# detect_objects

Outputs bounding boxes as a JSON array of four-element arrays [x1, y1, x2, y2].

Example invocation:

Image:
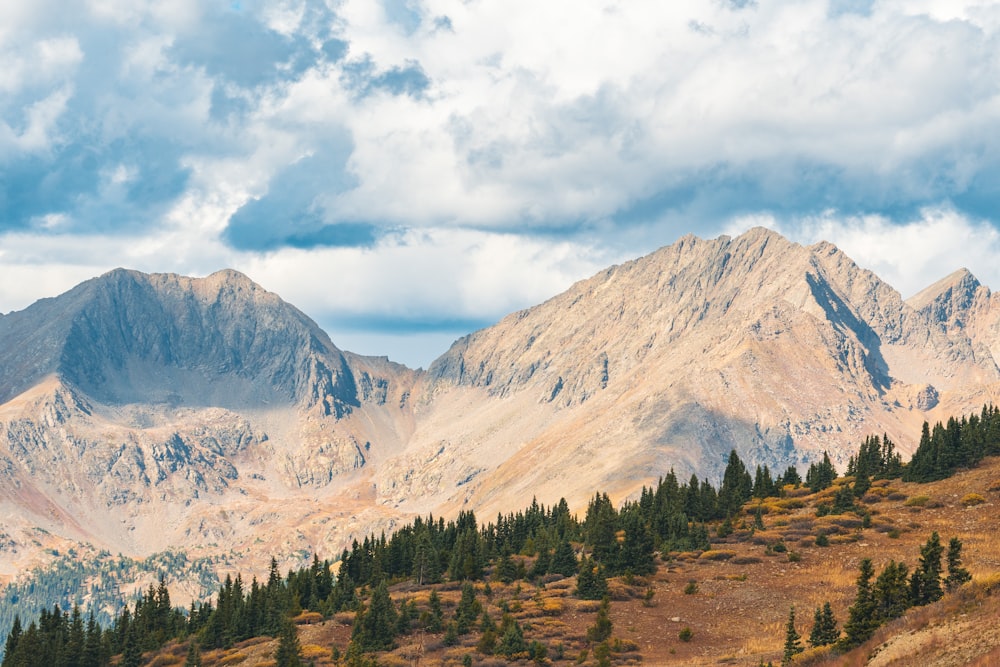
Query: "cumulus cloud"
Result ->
[[3, 0, 1000, 366], [725, 207, 1000, 298]]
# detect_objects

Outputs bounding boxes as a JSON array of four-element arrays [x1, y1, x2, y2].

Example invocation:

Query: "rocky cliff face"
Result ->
[[3, 229, 1000, 578]]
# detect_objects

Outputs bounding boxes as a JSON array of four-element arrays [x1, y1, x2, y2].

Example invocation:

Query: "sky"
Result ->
[[2, 0, 1000, 368]]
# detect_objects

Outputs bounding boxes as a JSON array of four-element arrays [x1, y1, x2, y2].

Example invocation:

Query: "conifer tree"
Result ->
[[782, 606, 803, 665], [872, 560, 910, 622], [841, 558, 877, 648], [946, 536, 972, 591], [586, 596, 613, 643], [351, 580, 397, 652], [477, 610, 497, 655], [185, 640, 204, 667], [911, 532, 944, 605], [550, 539, 578, 577], [808, 602, 838, 647], [575, 556, 608, 600], [275, 620, 302, 667], [425, 590, 444, 633], [454, 582, 481, 634], [496, 614, 527, 658]]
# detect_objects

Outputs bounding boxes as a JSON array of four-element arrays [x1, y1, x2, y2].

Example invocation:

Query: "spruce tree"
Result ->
[[496, 614, 527, 658], [185, 640, 204, 667], [782, 606, 803, 665], [841, 558, 877, 648], [808, 602, 838, 647], [946, 536, 972, 591], [550, 539, 578, 577], [872, 560, 910, 623], [454, 582, 481, 634], [275, 620, 302, 667], [911, 532, 944, 605], [586, 596, 613, 643], [575, 556, 608, 600], [351, 580, 397, 652]]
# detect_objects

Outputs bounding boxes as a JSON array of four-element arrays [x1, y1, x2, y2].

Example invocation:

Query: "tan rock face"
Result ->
[[3, 228, 1000, 578]]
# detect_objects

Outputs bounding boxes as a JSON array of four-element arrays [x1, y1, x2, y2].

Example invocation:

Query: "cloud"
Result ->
[[725, 207, 1000, 298], [3, 0, 1000, 366]]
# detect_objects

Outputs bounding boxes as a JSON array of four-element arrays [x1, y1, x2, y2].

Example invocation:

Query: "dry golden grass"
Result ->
[[184, 457, 1000, 667]]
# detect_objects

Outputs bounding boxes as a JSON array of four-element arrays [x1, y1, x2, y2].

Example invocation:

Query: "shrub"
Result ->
[[788, 551, 802, 563], [905, 495, 930, 507], [699, 550, 737, 561], [679, 627, 693, 642], [961, 493, 986, 507], [683, 581, 698, 595], [815, 533, 829, 547]]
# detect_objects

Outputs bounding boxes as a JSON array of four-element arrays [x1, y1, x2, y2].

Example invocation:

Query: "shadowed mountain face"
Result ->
[[0, 269, 361, 413], [3, 228, 1000, 577]]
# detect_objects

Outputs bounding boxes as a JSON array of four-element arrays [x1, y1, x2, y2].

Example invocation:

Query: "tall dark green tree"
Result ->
[[586, 597, 613, 644], [946, 537, 972, 591], [719, 450, 753, 516], [350, 580, 397, 652], [841, 559, 877, 649], [910, 532, 944, 606], [808, 602, 838, 647], [782, 606, 803, 665], [274, 620, 302, 667]]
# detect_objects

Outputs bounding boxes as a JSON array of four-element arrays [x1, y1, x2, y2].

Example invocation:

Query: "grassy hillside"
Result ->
[[111, 455, 1000, 667]]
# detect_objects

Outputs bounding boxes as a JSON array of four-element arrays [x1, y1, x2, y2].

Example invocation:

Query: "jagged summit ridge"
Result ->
[[4, 229, 1000, 581]]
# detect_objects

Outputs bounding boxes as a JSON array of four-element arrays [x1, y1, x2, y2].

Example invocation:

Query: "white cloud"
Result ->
[[726, 207, 1000, 298]]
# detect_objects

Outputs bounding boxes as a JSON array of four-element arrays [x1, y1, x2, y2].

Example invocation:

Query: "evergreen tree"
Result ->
[[275, 620, 302, 667], [841, 559, 877, 648], [872, 561, 910, 623], [782, 606, 803, 665], [351, 580, 397, 652], [454, 582, 481, 635], [412, 532, 441, 585], [719, 450, 753, 516], [185, 640, 204, 667], [120, 623, 142, 667], [496, 614, 527, 658], [586, 597, 613, 644], [425, 590, 444, 633], [477, 611, 497, 655], [808, 602, 838, 647], [806, 452, 837, 492], [911, 532, 944, 605], [4, 616, 21, 663], [575, 556, 608, 600], [946, 537, 972, 591], [550, 539, 578, 577]]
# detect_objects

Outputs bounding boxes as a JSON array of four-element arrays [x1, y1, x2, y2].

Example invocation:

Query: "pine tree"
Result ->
[[872, 560, 910, 623], [808, 602, 838, 647], [911, 532, 944, 605], [4, 616, 21, 663], [782, 606, 803, 665], [351, 580, 398, 652], [550, 539, 578, 577], [496, 614, 527, 658], [275, 620, 302, 667], [454, 582, 481, 634], [841, 558, 877, 648], [185, 640, 204, 667], [575, 556, 608, 600], [586, 596, 613, 643], [426, 590, 444, 632], [477, 611, 498, 655], [946, 536, 972, 591]]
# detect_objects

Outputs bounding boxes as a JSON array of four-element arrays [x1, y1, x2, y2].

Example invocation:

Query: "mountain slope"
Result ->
[[4, 229, 1000, 582]]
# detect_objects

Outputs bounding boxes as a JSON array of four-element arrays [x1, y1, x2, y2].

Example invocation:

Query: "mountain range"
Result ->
[[2, 227, 1000, 581]]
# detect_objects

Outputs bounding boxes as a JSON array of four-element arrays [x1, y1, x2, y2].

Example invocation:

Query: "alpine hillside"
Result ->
[[2, 227, 1000, 584]]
